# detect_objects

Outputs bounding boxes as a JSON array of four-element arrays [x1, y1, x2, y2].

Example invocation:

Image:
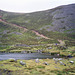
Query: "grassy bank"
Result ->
[[0, 58, 75, 75], [0, 45, 75, 57]]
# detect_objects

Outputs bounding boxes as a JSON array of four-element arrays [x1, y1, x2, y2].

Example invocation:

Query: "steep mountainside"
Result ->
[[0, 19, 53, 50], [0, 4, 75, 49], [0, 4, 75, 33]]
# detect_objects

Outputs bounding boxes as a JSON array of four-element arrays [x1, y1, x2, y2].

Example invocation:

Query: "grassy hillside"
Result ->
[[0, 21, 38, 50], [0, 21, 56, 51], [0, 4, 75, 52], [0, 4, 75, 75], [0, 4, 75, 33]]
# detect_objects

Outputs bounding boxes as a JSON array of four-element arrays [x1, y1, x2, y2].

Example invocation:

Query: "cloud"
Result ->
[[0, 0, 75, 13]]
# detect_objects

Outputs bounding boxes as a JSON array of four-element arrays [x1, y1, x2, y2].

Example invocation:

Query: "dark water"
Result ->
[[0, 53, 60, 60]]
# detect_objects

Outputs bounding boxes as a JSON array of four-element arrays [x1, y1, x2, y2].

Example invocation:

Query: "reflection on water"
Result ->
[[0, 53, 60, 60]]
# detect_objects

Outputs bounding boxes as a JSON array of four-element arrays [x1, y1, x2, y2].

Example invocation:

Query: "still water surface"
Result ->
[[0, 53, 60, 60]]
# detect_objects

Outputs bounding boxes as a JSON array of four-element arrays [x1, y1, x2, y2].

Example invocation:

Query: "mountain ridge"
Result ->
[[0, 4, 75, 33]]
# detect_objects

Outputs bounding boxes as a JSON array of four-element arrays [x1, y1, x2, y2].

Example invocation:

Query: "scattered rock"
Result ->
[[69, 61, 74, 64], [58, 58, 63, 61], [53, 58, 63, 64], [47, 47, 52, 49], [9, 58, 17, 62], [59, 61, 66, 66], [9, 32, 22, 35], [43, 62, 49, 65], [67, 54, 73, 58], [3, 30, 9, 34], [35, 58, 40, 63], [57, 54, 60, 56], [20, 61, 26, 67], [53, 58, 62, 61]]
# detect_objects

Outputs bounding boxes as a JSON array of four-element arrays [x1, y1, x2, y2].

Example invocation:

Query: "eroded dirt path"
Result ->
[[0, 19, 28, 32], [32, 30, 50, 39], [0, 19, 50, 39]]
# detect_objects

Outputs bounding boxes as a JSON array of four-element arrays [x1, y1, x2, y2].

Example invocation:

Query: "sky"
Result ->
[[0, 0, 75, 13]]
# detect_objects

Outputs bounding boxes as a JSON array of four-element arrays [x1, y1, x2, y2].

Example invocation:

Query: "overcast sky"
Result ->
[[0, 0, 75, 13]]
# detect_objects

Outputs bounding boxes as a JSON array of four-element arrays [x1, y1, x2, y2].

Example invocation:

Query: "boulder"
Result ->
[[9, 58, 17, 62], [20, 61, 26, 66]]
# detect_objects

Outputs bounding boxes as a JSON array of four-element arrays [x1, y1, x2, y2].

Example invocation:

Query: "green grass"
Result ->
[[0, 8, 75, 52], [0, 5, 75, 75], [0, 57, 75, 75]]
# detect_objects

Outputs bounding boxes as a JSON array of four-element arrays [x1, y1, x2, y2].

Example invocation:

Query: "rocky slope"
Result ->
[[42, 4, 75, 33]]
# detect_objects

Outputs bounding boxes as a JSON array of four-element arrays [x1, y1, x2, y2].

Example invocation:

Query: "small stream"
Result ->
[[0, 53, 60, 60]]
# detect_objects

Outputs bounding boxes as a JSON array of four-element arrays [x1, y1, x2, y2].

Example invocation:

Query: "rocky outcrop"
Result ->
[[40, 4, 75, 33]]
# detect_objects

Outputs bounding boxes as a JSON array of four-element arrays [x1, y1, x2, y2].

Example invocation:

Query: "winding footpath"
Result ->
[[0, 19, 50, 39], [0, 19, 28, 32], [32, 30, 50, 39]]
